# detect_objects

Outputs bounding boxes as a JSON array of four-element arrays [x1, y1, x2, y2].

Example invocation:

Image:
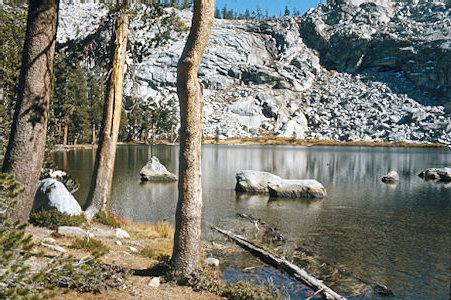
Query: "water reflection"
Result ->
[[54, 144, 451, 299]]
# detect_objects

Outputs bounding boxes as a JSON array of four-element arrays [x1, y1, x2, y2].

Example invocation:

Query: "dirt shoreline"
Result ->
[[55, 137, 447, 149]]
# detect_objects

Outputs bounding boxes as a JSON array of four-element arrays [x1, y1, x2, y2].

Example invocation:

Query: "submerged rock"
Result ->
[[33, 178, 82, 215], [382, 170, 399, 183], [140, 157, 177, 182], [268, 179, 327, 199], [235, 170, 282, 193], [418, 167, 451, 182]]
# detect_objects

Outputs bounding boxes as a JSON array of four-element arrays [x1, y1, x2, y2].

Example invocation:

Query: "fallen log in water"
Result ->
[[212, 226, 346, 300]]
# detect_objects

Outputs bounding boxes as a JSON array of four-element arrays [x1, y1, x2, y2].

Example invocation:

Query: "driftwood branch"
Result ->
[[212, 226, 346, 300]]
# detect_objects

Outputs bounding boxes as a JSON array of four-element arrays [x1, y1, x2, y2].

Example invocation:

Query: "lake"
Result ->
[[54, 144, 451, 299]]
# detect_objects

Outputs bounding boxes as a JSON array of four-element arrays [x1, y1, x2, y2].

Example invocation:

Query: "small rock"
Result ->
[[204, 257, 220, 267], [121, 251, 131, 256], [42, 237, 56, 244], [374, 284, 393, 296], [39, 243, 66, 253], [115, 228, 130, 239], [128, 246, 139, 253], [116, 240, 123, 246], [381, 170, 399, 183], [58, 226, 88, 237], [148, 277, 160, 288]]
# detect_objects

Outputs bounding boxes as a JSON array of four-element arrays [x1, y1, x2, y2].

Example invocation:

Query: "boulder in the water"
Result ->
[[418, 167, 451, 182], [235, 170, 282, 193], [268, 179, 327, 199], [34, 178, 82, 215], [235, 170, 327, 198], [382, 170, 399, 183], [140, 157, 177, 182]]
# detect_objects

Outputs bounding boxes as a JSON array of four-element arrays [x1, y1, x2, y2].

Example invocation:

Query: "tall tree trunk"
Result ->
[[84, 9, 129, 221], [172, 0, 215, 278], [63, 123, 68, 145], [91, 123, 96, 145], [2, 0, 59, 222]]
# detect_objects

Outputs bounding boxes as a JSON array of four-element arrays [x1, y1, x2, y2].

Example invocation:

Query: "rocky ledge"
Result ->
[[56, 1, 451, 146]]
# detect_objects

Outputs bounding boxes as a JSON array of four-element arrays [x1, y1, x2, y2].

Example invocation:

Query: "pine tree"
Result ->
[[244, 9, 250, 20], [0, 7, 27, 155], [51, 54, 90, 144], [256, 5, 263, 20], [222, 5, 227, 19], [214, 8, 221, 19], [284, 5, 290, 16]]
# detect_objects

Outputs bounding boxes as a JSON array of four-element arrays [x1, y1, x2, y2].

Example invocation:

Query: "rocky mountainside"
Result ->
[[57, 1, 451, 146]]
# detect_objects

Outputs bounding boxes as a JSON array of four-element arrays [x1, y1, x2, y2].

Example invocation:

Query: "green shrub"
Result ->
[[29, 209, 86, 230], [0, 173, 52, 299], [45, 256, 129, 293], [71, 237, 110, 257], [94, 210, 120, 228]]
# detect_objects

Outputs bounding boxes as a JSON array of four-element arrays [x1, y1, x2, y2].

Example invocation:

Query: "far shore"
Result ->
[[54, 137, 447, 149]]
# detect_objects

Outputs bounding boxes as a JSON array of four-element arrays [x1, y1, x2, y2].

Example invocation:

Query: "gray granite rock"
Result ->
[[418, 167, 451, 182], [382, 170, 400, 183], [58, 226, 87, 238], [56, 3, 451, 147], [235, 170, 282, 193], [34, 178, 82, 215], [140, 157, 177, 182], [268, 179, 327, 199]]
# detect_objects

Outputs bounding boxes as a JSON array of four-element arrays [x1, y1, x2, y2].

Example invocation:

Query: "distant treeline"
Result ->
[[215, 4, 302, 20], [0, 0, 304, 20]]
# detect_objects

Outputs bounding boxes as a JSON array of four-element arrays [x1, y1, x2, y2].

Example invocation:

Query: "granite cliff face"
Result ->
[[301, 0, 450, 98], [57, 1, 451, 146]]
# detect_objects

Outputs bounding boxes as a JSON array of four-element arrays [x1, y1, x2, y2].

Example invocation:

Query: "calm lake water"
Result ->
[[54, 144, 451, 299]]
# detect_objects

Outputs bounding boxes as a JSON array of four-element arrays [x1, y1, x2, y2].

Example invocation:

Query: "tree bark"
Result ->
[[91, 123, 96, 145], [84, 9, 129, 221], [172, 0, 215, 278], [2, 0, 59, 222], [63, 123, 68, 146]]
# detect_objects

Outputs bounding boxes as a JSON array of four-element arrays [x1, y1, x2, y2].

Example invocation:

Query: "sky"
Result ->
[[214, 0, 324, 17]]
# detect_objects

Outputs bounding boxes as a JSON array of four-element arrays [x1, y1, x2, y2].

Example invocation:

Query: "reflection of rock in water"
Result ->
[[235, 193, 269, 210]]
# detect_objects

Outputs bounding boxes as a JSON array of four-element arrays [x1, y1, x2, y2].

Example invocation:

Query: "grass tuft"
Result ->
[[124, 221, 174, 240], [70, 237, 109, 257]]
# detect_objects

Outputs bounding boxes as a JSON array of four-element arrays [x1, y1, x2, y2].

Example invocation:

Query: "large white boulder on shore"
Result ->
[[33, 178, 82, 215], [268, 179, 327, 199], [418, 167, 451, 182], [235, 170, 282, 193], [140, 157, 177, 182]]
